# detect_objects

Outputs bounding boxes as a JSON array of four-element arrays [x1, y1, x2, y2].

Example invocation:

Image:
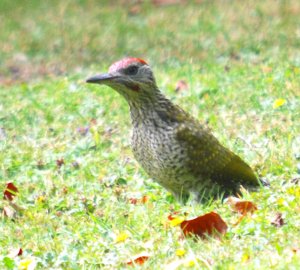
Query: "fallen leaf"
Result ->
[[272, 98, 286, 109], [56, 211, 63, 217], [180, 212, 228, 239], [17, 248, 23, 256], [271, 213, 285, 228], [90, 118, 97, 125], [77, 126, 89, 136], [128, 195, 148, 205], [175, 80, 189, 92], [3, 182, 18, 201], [141, 195, 148, 203], [129, 198, 138, 205], [225, 197, 257, 215], [56, 158, 65, 168], [9, 247, 23, 257], [126, 252, 150, 266], [168, 214, 175, 220], [61, 186, 68, 194]]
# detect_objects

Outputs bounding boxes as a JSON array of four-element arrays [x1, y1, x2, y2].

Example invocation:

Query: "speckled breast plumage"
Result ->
[[130, 113, 217, 201]]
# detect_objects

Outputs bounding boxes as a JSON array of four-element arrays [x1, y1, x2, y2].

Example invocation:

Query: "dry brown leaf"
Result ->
[[9, 247, 23, 257], [56, 158, 65, 168], [175, 80, 189, 92], [180, 212, 228, 239], [225, 197, 257, 215], [128, 195, 148, 205], [3, 182, 19, 201], [271, 212, 285, 228], [126, 252, 150, 266]]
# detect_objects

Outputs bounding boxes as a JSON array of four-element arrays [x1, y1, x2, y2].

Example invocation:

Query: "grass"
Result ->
[[0, 0, 300, 269]]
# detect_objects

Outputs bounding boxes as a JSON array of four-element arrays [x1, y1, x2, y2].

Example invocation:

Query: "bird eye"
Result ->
[[125, 65, 139, 75]]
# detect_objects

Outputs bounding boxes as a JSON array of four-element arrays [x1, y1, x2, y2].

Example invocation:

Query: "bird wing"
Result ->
[[176, 122, 259, 190]]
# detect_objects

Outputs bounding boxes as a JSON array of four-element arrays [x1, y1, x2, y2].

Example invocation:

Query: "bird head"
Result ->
[[86, 57, 158, 102]]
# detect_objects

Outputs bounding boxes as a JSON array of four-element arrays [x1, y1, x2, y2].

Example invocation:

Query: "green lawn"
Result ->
[[0, 0, 299, 269]]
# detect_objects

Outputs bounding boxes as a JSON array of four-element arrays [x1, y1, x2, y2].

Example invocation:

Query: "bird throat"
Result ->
[[127, 90, 180, 128]]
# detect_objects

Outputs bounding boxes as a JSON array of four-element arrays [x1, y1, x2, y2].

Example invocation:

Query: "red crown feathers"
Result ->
[[109, 57, 148, 73]]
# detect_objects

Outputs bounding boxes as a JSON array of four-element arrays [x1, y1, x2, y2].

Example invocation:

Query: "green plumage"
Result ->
[[177, 121, 258, 194], [87, 58, 261, 202]]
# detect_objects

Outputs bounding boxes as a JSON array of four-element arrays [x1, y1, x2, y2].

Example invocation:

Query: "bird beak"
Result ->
[[86, 73, 117, 84]]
